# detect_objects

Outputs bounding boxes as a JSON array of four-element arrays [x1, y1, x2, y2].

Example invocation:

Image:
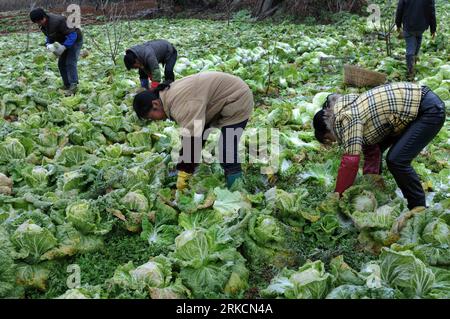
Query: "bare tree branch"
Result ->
[[87, 0, 128, 65]]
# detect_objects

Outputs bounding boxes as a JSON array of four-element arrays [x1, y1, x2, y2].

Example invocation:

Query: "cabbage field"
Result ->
[[0, 3, 449, 299]]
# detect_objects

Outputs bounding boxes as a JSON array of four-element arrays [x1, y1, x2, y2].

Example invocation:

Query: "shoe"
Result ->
[[65, 84, 78, 96]]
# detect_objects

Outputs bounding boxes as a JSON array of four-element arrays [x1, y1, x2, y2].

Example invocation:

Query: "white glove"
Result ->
[[53, 43, 67, 57], [46, 43, 56, 53]]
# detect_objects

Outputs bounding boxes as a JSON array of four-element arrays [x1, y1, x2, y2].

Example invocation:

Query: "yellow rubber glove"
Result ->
[[422, 180, 433, 192], [264, 167, 277, 184], [176, 171, 192, 190], [267, 173, 277, 184]]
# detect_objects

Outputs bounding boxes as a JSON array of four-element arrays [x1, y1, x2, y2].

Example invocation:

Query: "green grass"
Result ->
[[27, 226, 152, 299]]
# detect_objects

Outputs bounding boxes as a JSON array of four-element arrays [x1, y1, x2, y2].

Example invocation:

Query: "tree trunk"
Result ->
[[254, 0, 282, 19], [254, 0, 272, 16]]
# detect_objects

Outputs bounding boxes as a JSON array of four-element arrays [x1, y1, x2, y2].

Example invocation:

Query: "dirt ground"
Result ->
[[0, 0, 260, 35], [0, 0, 159, 34]]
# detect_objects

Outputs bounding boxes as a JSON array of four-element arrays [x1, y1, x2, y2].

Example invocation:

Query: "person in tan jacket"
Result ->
[[133, 71, 254, 189]]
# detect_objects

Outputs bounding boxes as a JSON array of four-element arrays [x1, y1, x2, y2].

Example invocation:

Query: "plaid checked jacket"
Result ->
[[333, 82, 423, 155]]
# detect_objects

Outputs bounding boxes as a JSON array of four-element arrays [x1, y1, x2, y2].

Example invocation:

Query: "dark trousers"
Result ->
[[163, 49, 177, 83], [58, 38, 83, 87], [177, 120, 248, 176], [219, 120, 248, 175], [380, 89, 445, 209], [403, 30, 423, 72]]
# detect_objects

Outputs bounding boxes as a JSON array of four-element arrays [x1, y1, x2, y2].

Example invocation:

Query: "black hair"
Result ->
[[133, 83, 171, 119], [313, 109, 329, 144], [322, 95, 331, 110], [313, 93, 335, 143], [30, 8, 47, 22], [124, 51, 138, 70]]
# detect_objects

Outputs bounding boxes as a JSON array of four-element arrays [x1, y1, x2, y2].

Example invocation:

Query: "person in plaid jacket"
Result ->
[[313, 82, 445, 212]]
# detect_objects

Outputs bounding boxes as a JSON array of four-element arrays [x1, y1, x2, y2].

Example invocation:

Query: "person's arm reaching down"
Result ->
[[362, 144, 381, 175], [145, 52, 162, 84], [335, 154, 360, 195], [175, 99, 207, 189], [138, 68, 149, 89], [430, 0, 437, 36], [334, 115, 364, 195]]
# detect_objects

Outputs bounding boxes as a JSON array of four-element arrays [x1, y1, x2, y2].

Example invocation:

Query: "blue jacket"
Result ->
[[395, 0, 437, 33]]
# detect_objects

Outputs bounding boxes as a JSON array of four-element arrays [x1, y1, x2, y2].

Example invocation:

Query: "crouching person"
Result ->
[[132, 71, 254, 189], [313, 82, 445, 213], [124, 39, 178, 91]]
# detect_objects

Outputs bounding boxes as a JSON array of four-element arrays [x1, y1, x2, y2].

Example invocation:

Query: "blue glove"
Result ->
[[140, 78, 150, 89]]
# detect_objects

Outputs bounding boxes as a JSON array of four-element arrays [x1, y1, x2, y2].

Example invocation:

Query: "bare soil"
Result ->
[[0, 0, 260, 35], [0, 0, 158, 34]]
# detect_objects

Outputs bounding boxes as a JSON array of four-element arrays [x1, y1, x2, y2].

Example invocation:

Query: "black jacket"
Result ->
[[40, 13, 82, 45], [395, 0, 437, 33], [127, 40, 176, 82]]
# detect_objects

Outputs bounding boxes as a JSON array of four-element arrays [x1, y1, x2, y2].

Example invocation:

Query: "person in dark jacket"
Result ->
[[124, 40, 178, 91], [313, 83, 445, 214], [30, 8, 83, 96], [395, 0, 437, 80]]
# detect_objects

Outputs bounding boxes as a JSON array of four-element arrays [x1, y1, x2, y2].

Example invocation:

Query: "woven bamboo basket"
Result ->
[[343, 64, 387, 87]]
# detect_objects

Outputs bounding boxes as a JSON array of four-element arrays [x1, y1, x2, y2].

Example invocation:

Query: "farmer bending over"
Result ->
[[124, 40, 178, 91], [30, 8, 83, 96], [313, 82, 445, 213], [132, 71, 254, 189]]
